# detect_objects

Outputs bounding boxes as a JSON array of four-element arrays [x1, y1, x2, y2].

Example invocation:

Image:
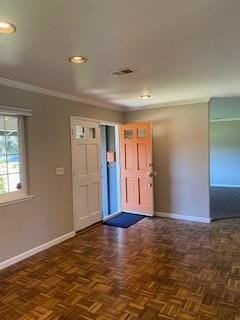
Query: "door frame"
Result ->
[[70, 116, 121, 231], [99, 121, 122, 221]]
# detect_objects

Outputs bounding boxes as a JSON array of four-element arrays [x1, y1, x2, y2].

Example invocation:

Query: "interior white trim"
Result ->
[[0, 231, 75, 271], [124, 97, 210, 111], [70, 117, 121, 125], [210, 117, 240, 123], [155, 212, 211, 223], [0, 105, 32, 116], [211, 184, 240, 188], [99, 122, 122, 216], [0, 77, 125, 112], [0, 194, 34, 207], [70, 116, 103, 232]]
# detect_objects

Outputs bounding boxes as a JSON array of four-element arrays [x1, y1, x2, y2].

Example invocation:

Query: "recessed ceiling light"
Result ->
[[0, 21, 16, 34], [141, 94, 151, 99], [68, 56, 88, 64]]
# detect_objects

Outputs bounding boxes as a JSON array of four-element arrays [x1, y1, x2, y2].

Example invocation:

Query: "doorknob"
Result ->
[[148, 172, 154, 177]]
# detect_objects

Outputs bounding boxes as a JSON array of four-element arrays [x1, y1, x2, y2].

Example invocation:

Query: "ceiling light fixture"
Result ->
[[141, 94, 151, 99], [68, 56, 88, 64], [0, 21, 16, 34]]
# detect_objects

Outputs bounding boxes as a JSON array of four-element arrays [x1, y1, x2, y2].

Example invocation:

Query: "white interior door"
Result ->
[[71, 118, 102, 231]]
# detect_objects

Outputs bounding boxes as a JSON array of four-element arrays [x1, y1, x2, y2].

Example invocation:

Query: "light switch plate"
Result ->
[[56, 167, 64, 175]]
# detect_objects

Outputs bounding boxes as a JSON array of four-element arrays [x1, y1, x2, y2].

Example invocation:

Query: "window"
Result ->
[[124, 129, 134, 139], [0, 115, 27, 202], [89, 127, 96, 139], [76, 125, 85, 139], [137, 128, 147, 139]]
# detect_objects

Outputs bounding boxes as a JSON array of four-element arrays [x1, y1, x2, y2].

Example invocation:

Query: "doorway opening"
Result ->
[[100, 124, 121, 220], [209, 99, 240, 220], [71, 118, 154, 232]]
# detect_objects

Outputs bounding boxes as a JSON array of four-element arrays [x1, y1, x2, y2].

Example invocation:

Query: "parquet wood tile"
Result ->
[[0, 218, 240, 319]]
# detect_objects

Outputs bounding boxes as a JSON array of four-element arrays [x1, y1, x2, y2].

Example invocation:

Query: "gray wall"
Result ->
[[0, 85, 210, 264], [210, 120, 240, 187], [124, 102, 210, 218], [0, 84, 123, 263], [210, 97, 240, 120]]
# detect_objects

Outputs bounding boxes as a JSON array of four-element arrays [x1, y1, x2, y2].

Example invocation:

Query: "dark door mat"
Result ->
[[104, 213, 145, 228]]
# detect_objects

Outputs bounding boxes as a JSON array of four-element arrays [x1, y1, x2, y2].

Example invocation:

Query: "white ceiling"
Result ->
[[1, 0, 240, 111]]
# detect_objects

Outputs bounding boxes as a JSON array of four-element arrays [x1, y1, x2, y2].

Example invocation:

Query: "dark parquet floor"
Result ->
[[0, 217, 240, 320]]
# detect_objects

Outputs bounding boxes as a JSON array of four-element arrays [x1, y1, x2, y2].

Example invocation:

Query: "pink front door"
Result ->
[[120, 122, 154, 215]]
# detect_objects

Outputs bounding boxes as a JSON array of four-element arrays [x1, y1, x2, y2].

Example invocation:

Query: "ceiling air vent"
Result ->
[[111, 68, 135, 76]]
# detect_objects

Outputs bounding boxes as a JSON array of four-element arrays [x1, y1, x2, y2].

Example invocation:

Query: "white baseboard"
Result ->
[[0, 231, 76, 271], [211, 184, 240, 188], [155, 212, 211, 223]]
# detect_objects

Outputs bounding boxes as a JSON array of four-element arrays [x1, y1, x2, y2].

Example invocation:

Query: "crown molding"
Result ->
[[124, 97, 210, 112], [0, 77, 212, 113], [0, 77, 125, 112]]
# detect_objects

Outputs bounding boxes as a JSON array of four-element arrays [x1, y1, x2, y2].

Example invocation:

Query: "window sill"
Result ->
[[0, 194, 35, 207]]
